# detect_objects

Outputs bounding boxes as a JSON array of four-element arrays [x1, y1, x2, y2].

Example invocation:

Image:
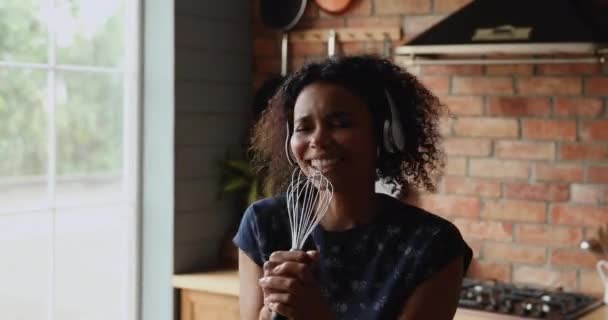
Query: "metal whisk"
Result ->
[[286, 168, 333, 250], [272, 168, 333, 320]]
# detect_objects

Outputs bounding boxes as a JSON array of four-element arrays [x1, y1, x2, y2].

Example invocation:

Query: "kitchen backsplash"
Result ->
[[251, 0, 608, 296]]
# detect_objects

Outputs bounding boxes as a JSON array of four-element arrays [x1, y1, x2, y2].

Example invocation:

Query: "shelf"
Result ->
[[289, 27, 401, 42]]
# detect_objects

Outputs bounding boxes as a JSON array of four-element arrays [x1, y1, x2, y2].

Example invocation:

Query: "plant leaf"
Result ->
[[247, 181, 258, 205], [225, 160, 253, 177], [223, 177, 249, 192]]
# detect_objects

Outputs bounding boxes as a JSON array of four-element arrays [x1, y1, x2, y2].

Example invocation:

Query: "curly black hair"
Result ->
[[250, 55, 445, 198]]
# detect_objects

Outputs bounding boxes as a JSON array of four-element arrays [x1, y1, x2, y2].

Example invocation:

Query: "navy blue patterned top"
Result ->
[[233, 193, 472, 320]]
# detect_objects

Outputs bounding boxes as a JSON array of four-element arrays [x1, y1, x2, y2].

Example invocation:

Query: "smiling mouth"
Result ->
[[309, 158, 341, 173]]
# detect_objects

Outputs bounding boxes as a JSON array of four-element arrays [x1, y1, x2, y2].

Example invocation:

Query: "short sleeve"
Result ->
[[233, 205, 264, 266], [420, 222, 473, 281]]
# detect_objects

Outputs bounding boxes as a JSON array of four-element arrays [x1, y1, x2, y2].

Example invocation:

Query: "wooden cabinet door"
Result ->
[[181, 289, 240, 320]]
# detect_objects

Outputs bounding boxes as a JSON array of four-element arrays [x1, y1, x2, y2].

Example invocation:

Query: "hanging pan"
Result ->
[[315, 0, 353, 14], [253, 0, 307, 120]]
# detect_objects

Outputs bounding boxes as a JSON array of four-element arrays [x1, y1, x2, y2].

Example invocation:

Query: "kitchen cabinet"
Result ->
[[173, 271, 608, 320], [180, 289, 239, 320], [173, 270, 240, 320]]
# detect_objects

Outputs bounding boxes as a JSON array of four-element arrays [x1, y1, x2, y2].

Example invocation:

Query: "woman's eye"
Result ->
[[332, 119, 351, 128], [294, 126, 310, 133]]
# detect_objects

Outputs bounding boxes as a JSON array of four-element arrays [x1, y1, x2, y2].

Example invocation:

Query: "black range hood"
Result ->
[[395, 0, 608, 64]]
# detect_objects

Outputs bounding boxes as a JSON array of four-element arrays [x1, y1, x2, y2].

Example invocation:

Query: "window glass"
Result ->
[[0, 67, 49, 212], [55, 0, 125, 67], [0, 0, 48, 63]]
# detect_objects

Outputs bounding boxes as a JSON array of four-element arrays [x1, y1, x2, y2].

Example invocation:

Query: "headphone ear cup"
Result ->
[[383, 118, 396, 154], [390, 112, 405, 152], [383, 89, 405, 154]]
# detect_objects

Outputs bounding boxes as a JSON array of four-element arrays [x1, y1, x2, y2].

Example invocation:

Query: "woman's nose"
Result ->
[[310, 127, 331, 148]]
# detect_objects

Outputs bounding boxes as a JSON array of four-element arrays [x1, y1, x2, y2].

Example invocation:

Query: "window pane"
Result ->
[[55, 0, 125, 67], [0, 211, 53, 319], [55, 71, 124, 205], [0, 67, 49, 212], [54, 205, 133, 320], [0, 0, 48, 63]]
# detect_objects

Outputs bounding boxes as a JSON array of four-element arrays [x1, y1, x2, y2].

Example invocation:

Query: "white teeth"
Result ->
[[311, 158, 339, 169]]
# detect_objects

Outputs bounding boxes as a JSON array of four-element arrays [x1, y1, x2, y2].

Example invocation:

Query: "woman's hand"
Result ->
[[259, 250, 335, 320]]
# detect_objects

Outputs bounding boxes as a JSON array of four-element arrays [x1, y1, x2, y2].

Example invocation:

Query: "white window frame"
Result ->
[[0, 0, 141, 214], [0, 0, 142, 318]]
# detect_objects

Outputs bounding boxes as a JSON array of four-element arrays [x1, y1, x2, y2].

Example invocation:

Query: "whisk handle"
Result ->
[[272, 312, 288, 320]]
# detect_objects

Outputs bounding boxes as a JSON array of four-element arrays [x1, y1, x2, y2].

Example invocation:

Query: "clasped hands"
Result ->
[[259, 250, 335, 320]]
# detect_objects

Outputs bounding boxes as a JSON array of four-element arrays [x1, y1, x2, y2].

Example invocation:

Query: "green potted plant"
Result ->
[[217, 152, 273, 268], [219, 157, 272, 207]]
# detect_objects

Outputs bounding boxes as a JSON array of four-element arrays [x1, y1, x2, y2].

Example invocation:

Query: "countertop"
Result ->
[[173, 271, 608, 319], [173, 270, 239, 296], [453, 307, 608, 320]]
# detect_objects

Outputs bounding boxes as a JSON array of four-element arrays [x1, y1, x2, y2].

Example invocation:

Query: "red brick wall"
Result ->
[[251, 0, 608, 296]]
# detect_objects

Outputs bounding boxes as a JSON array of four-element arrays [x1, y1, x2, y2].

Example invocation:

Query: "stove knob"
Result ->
[[514, 303, 525, 316], [475, 295, 483, 304], [499, 299, 513, 313], [530, 304, 543, 318]]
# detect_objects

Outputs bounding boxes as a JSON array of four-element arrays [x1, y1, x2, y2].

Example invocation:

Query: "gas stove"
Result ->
[[458, 278, 603, 319]]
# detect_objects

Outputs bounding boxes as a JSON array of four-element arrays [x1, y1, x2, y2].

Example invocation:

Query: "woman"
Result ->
[[234, 55, 472, 320]]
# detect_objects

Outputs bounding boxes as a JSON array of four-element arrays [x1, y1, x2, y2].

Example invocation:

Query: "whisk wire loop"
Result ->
[[285, 168, 333, 250]]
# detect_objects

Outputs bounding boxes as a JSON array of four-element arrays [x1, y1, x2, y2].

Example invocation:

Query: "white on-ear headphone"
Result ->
[[383, 88, 405, 154]]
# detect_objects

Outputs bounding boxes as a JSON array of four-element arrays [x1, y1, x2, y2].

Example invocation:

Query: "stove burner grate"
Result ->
[[459, 278, 603, 319]]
